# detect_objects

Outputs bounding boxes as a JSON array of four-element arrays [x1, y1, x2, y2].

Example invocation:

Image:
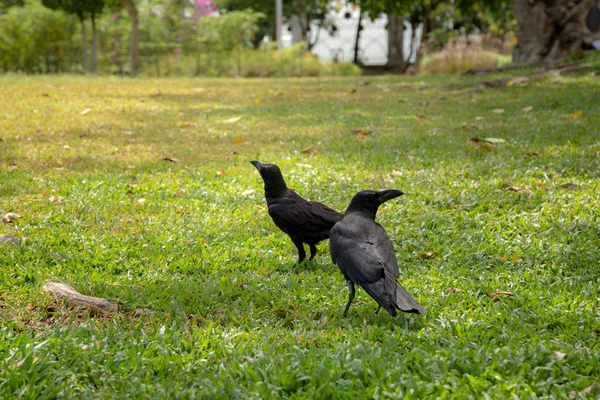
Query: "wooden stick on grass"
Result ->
[[43, 282, 118, 315]]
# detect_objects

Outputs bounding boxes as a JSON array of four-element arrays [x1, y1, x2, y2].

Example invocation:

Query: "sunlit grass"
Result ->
[[0, 69, 599, 398]]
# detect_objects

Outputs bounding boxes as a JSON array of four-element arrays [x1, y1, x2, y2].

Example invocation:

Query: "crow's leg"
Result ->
[[375, 305, 381, 315], [343, 280, 355, 317], [308, 244, 318, 260], [291, 238, 306, 264]]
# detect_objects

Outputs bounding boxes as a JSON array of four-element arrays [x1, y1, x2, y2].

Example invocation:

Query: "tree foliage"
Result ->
[[41, 0, 104, 20], [0, 1, 77, 72]]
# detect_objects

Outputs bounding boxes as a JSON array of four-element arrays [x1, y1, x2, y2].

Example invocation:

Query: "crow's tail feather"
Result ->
[[391, 282, 426, 314], [361, 281, 397, 317]]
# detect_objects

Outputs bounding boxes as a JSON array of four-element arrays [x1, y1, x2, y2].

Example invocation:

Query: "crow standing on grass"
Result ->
[[330, 189, 426, 317], [250, 160, 343, 265]]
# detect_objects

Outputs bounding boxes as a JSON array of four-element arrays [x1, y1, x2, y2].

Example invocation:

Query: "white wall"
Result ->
[[283, 3, 422, 65]]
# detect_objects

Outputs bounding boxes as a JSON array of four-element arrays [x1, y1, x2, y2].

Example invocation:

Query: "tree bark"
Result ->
[[512, 0, 600, 65], [122, 0, 140, 76], [91, 14, 98, 73], [386, 14, 408, 72], [353, 12, 363, 65], [80, 16, 89, 73]]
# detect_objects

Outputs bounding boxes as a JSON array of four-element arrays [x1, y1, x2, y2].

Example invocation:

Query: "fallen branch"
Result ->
[[43, 282, 118, 315], [464, 63, 534, 75], [43, 281, 156, 316]]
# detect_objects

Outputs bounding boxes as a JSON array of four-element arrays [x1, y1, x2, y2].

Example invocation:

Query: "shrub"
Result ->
[[420, 35, 512, 74], [141, 42, 362, 78]]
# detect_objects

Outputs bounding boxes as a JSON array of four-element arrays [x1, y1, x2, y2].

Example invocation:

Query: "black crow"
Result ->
[[250, 160, 343, 265], [330, 189, 426, 317]]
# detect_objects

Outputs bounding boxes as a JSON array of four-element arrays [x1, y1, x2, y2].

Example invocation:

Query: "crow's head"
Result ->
[[250, 160, 283, 181], [250, 160, 287, 192], [346, 189, 404, 219]]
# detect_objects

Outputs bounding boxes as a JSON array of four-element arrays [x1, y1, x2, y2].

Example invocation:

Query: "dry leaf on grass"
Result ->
[[468, 137, 496, 152], [462, 123, 479, 130], [560, 183, 582, 190], [553, 351, 566, 360], [569, 385, 598, 398], [49, 195, 63, 203], [416, 251, 438, 260], [483, 137, 505, 144], [232, 138, 249, 145], [351, 129, 375, 136], [500, 254, 522, 262], [521, 106, 533, 112], [570, 110, 583, 118], [523, 150, 539, 157], [10, 356, 39, 369], [2, 212, 21, 223], [487, 291, 514, 301], [492, 108, 505, 114], [273, 309, 287, 318], [81, 341, 102, 350], [301, 147, 320, 154], [504, 183, 533, 198], [80, 108, 91, 115], [505, 77, 529, 87], [221, 116, 242, 124], [415, 115, 429, 120], [161, 157, 181, 163]]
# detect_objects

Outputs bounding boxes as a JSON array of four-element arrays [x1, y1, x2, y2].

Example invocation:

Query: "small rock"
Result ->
[[0, 234, 20, 246]]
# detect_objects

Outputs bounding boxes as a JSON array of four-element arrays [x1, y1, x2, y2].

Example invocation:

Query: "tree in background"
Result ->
[[0, 0, 24, 14], [218, 0, 272, 46], [42, 0, 105, 73], [0, 1, 77, 72], [512, 0, 600, 64], [120, 0, 139, 75], [351, 0, 511, 71], [354, 0, 444, 72], [219, 0, 332, 49]]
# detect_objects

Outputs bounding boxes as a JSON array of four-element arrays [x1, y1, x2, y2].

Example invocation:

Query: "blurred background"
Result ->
[[0, 0, 598, 77]]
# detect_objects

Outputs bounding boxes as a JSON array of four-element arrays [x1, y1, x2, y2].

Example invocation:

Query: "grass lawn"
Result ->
[[1, 65, 599, 398]]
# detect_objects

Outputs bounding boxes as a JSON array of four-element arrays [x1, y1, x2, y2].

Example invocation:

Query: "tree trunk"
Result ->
[[91, 14, 98, 73], [386, 14, 408, 72], [122, 0, 140, 76], [353, 12, 363, 65], [512, 0, 600, 65], [80, 16, 89, 73], [414, 4, 431, 68]]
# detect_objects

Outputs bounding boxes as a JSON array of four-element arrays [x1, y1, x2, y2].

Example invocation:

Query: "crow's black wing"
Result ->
[[268, 197, 342, 238], [330, 217, 391, 284]]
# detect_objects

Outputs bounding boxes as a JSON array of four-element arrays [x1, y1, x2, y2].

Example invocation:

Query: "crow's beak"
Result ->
[[249, 160, 264, 172], [376, 189, 404, 204]]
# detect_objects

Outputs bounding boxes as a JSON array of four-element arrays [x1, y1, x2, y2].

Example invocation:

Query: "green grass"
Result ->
[[0, 66, 599, 398]]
